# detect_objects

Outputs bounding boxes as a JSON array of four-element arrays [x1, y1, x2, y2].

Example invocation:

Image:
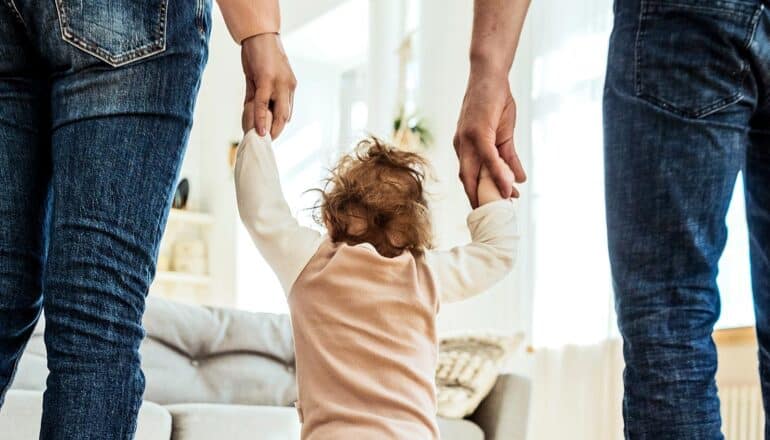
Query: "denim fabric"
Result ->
[[0, 0, 211, 438], [605, 0, 770, 438]]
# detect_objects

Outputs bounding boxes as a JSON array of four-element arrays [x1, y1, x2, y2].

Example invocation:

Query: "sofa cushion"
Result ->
[[438, 417, 485, 440], [165, 403, 483, 440], [10, 297, 298, 407], [436, 333, 523, 418], [165, 403, 301, 440], [141, 296, 297, 406], [0, 390, 171, 440]]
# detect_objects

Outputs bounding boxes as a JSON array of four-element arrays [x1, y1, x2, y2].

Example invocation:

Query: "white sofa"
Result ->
[[3, 297, 530, 439]]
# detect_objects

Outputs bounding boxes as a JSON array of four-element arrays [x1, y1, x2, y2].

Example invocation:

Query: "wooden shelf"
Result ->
[[155, 271, 211, 286], [167, 209, 214, 226]]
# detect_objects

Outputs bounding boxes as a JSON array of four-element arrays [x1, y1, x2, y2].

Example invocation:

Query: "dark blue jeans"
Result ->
[[0, 0, 210, 438], [605, 0, 770, 438]]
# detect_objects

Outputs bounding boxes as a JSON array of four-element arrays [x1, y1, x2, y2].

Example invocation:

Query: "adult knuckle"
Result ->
[[460, 127, 484, 143], [256, 77, 274, 89]]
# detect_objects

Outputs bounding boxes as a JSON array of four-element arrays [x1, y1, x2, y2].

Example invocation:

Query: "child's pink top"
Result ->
[[235, 131, 519, 439], [289, 239, 441, 439]]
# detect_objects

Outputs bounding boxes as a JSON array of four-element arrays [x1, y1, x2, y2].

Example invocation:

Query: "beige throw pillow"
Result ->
[[436, 333, 524, 418]]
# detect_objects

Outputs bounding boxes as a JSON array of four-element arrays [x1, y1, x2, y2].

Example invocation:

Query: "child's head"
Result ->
[[317, 137, 432, 258]]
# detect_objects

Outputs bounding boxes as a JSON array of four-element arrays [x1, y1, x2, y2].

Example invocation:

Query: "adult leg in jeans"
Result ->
[[747, 12, 770, 433], [604, 0, 763, 438], [4, 0, 212, 438], [0, 4, 50, 405], [748, 115, 770, 439]]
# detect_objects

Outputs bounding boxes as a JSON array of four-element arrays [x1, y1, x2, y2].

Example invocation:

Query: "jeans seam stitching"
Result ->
[[4, 0, 26, 29], [634, 0, 648, 98], [637, 93, 744, 118], [196, 0, 205, 37], [53, 0, 169, 67], [744, 3, 765, 50], [643, 1, 756, 17]]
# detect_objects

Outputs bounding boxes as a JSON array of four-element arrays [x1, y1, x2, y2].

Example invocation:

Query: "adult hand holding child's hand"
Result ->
[[454, 0, 531, 208], [241, 33, 296, 138], [454, 72, 526, 208]]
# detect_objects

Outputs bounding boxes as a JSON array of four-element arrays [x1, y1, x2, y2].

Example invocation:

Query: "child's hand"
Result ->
[[477, 163, 516, 206]]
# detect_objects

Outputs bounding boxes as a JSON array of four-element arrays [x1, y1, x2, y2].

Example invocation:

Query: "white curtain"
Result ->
[[528, 0, 615, 349], [522, 1, 623, 438], [527, 339, 624, 440]]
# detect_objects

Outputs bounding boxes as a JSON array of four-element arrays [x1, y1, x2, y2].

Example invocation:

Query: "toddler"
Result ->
[[234, 130, 518, 440]]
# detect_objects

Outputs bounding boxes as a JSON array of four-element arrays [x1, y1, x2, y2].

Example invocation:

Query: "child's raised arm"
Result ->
[[234, 129, 323, 296], [424, 166, 519, 303]]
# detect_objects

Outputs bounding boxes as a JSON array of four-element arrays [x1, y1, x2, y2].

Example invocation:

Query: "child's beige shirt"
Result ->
[[235, 130, 519, 439]]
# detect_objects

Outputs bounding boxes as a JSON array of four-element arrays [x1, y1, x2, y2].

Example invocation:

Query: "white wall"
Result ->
[[366, 0, 404, 138], [281, 0, 350, 33], [181, 4, 244, 307]]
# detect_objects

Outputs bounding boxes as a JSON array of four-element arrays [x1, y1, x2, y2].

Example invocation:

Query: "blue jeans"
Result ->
[[0, 0, 210, 438], [605, 0, 770, 438]]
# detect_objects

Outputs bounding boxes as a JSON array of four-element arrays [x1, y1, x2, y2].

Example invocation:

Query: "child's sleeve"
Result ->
[[424, 199, 519, 303], [234, 129, 323, 296]]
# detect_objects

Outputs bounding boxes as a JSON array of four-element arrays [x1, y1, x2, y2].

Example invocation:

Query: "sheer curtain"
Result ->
[[523, 0, 753, 437], [528, 0, 615, 349], [523, 1, 623, 437]]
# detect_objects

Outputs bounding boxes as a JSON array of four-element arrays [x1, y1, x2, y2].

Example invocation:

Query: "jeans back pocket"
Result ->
[[55, 0, 168, 67], [635, 0, 762, 118]]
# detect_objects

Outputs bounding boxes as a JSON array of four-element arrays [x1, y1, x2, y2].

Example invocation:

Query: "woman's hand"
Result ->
[[241, 33, 296, 138]]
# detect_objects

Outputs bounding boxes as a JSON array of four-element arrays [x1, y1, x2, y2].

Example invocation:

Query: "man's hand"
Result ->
[[454, 70, 526, 208], [241, 33, 296, 138]]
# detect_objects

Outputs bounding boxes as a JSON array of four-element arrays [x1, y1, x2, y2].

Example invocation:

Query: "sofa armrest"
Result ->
[[468, 373, 531, 440]]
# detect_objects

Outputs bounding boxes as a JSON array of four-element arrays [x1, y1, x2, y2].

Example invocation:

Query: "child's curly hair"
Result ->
[[315, 137, 432, 258]]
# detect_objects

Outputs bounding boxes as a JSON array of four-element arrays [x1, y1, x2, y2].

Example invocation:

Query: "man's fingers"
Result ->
[[254, 83, 273, 137], [499, 139, 527, 183], [270, 88, 291, 139]]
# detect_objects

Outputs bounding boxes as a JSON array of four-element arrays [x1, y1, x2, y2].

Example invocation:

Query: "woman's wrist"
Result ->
[[241, 31, 280, 45], [469, 49, 512, 80]]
